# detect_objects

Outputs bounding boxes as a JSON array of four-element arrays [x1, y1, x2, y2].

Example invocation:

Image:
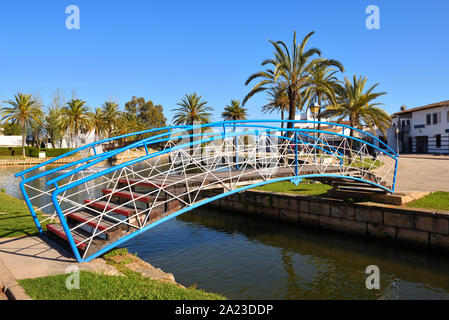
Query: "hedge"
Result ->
[[0, 147, 75, 158]]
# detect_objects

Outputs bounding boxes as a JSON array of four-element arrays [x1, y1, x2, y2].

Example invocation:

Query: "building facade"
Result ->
[[384, 100, 449, 154]]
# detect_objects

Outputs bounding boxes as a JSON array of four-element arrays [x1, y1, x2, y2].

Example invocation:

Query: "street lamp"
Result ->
[[395, 128, 400, 155]]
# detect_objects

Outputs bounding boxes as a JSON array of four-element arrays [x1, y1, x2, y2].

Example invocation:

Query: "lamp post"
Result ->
[[395, 128, 400, 155]]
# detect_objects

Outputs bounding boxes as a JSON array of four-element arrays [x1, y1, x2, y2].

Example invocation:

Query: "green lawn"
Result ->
[[345, 158, 384, 169], [19, 248, 226, 300], [19, 271, 225, 300], [0, 191, 47, 238], [407, 192, 449, 212], [253, 180, 331, 196]]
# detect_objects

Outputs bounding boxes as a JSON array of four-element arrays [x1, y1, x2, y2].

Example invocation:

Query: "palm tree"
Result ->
[[88, 107, 107, 141], [113, 112, 144, 139], [102, 101, 120, 138], [308, 60, 345, 132], [173, 93, 213, 156], [244, 31, 325, 131], [172, 93, 213, 126], [1, 93, 43, 156], [261, 82, 289, 128], [221, 100, 248, 121], [60, 98, 90, 148], [321, 75, 391, 159]]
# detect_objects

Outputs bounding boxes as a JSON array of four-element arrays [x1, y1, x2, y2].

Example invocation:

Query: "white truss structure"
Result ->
[[17, 121, 399, 262]]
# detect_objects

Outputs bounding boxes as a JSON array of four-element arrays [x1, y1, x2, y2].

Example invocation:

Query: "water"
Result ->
[[2, 166, 449, 299]]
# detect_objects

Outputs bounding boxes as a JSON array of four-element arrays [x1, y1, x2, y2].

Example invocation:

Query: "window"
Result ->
[[436, 134, 442, 148], [426, 114, 431, 125], [432, 112, 442, 125]]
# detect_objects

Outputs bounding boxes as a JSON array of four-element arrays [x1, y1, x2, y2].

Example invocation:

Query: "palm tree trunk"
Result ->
[[281, 109, 284, 129], [21, 123, 26, 157], [317, 94, 322, 132], [317, 94, 322, 156], [348, 116, 355, 163]]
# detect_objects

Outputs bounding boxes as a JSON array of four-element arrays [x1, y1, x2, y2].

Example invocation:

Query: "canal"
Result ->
[[2, 166, 449, 299]]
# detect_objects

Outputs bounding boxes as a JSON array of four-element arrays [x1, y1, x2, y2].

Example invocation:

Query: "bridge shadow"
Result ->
[[0, 235, 74, 263]]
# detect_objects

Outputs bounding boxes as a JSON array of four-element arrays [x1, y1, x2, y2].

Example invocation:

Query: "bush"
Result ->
[[28, 148, 41, 157], [44, 148, 74, 157]]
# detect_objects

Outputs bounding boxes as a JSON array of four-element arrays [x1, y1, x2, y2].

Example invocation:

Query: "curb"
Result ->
[[0, 257, 32, 300]]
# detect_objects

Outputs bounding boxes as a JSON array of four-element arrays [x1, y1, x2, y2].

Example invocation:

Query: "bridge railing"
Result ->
[[16, 120, 399, 262]]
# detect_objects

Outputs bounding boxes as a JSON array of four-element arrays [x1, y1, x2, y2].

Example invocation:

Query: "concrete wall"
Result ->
[[203, 189, 449, 252]]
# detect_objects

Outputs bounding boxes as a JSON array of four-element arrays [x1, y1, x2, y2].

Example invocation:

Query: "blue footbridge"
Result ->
[[16, 120, 399, 262]]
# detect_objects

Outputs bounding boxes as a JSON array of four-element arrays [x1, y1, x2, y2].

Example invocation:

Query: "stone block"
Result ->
[[331, 205, 355, 219], [299, 212, 319, 227], [262, 206, 279, 220], [319, 216, 342, 232], [279, 209, 299, 224], [256, 195, 272, 207], [355, 207, 382, 224], [299, 200, 309, 214], [415, 215, 449, 235], [384, 211, 414, 228], [340, 219, 367, 236], [368, 223, 396, 240], [397, 228, 429, 247], [310, 201, 331, 216], [430, 233, 449, 251]]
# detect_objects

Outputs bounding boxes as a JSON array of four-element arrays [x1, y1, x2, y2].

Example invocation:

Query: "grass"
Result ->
[[345, 158, 384, 169], [407, 192, 449, 212], [0, 191, 48, 238], [253, 180, 331, 196], [19, 248, 226, 300]]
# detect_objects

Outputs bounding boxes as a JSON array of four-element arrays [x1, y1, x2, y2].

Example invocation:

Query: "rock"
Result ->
[[80, 258, 124, 277]]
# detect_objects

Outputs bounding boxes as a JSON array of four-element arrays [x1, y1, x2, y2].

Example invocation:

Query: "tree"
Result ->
[[45, 89, 65, 148], [221, 100, 248, 121], [308, 59, 345, 132], [261, 82, 289, 128], [321, 75, 391, 159], [124, 97, 167, 132], [102, 100, 120, 138], [172, 93, 213, 126], [172, 93, 213, 156], [60, 98, 90, 148], [1, 93, 43, 156], [244, 31, 325, 132], [45, 106, 63, 148], [88, 107, 107, 141]]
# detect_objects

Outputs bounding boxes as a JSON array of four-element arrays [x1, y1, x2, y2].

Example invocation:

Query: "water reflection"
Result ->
[[127, 208, 449, 300]]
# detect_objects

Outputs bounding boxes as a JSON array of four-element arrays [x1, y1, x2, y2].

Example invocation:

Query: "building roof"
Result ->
[[393, 100, 449, 116]]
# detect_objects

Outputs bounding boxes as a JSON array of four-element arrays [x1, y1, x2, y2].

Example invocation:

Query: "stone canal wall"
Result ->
[[202, 189, 449, 252]]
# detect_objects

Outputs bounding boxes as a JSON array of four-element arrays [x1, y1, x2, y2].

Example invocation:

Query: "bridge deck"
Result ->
[[139, 166, 347, 189]]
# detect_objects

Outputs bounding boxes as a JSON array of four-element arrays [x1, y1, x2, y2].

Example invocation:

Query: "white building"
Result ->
[[383, 100, 449, 154]]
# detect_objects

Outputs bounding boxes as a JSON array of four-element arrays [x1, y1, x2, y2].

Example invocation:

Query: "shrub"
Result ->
[[44, 148, 74, 157]]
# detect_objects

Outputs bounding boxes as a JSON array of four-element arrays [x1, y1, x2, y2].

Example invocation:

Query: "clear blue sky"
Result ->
[[0, 0, 448, 123]]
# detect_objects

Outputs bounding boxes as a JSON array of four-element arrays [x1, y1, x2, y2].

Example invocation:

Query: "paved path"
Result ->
[[0, 236, 119, 280], [395, 155, 449, 192]]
